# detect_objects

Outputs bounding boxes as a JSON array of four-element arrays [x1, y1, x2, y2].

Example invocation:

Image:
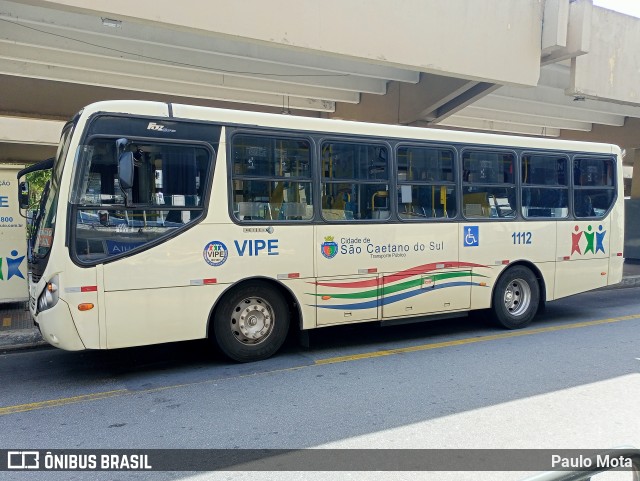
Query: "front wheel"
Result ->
[[212, 282, 290, 362], [492, 266, 539, 329]]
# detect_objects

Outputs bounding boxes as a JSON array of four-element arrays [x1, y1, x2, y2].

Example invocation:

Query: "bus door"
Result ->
[[70, 128, 217, 348]]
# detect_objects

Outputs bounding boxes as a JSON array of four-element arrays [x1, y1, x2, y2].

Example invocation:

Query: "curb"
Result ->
[[0, 328, 48, 353], [600, 275, 640, 290]]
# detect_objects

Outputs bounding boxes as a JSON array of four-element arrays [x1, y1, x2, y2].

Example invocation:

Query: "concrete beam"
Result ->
[[332, 75, 497, 126], [0, 142, 57, 163], [0, 58, 336, 112], [1, 0, 420, 83], [541, 0, 591, 65], [457, 105, 593, 131], [397, 75, 479, 123], [558, 117, 640, 153], [332, 82, 401, 125], [0, 41, 362, 103], [16, 0, 545, 86], [0, 18, 386, 95], [427, 82, 499, 123], [0, 116, 63, 145], [488, 83, 640, 120], [568, 6, 640, 106], [474, 94, 625, 127], [541, 0, 569, 56], [437, 116, 561, 137]]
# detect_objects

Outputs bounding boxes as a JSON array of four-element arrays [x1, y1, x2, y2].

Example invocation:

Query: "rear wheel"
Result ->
[[213, 282, 289, 362], [492, 266, 539, 329]]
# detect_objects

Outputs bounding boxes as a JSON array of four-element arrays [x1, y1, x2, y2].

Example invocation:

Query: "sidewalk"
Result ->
[[3, 262, 640, 353], [0, 300, 48, 352]]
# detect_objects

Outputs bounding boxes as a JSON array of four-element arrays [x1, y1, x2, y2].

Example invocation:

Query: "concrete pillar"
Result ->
[[631, 149, 640, 199]]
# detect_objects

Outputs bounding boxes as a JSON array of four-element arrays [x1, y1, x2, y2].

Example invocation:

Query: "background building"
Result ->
[[1, 0, 640, 190]]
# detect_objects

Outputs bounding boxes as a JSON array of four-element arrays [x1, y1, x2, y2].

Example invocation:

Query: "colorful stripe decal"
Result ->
[[309, 271, 487, 300], [312, 281, 481, 310], [312, 261, 487, 289]]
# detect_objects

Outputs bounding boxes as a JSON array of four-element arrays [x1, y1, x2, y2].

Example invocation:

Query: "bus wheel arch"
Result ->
[[490, 261, 543, 329], [207, 277, 300, 362]]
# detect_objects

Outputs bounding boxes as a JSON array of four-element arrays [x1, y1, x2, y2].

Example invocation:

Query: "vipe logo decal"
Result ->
[[147, 122, 176, 133], [203, 241, 228, 266], [321, 236, 338, 259]]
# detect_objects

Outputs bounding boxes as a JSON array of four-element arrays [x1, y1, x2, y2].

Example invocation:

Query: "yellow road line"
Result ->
[[1, 314, 639, 416], [0, 389, 128, 416], [314, 314, 640, 365]]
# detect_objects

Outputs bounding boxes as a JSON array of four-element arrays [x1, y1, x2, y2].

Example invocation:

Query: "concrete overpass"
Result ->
[[1, 0, 640, 176]]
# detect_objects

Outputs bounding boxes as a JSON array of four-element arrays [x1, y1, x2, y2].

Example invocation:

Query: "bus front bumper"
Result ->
[[34, 300, 86, 351]]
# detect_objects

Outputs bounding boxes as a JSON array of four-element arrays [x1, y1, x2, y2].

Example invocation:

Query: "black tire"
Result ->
[[492, 266, 540, 329], [212, 282, 290, 362]]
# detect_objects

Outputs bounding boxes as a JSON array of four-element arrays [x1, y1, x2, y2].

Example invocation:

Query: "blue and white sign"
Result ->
[[105, 240, 144, 255], [463, 226, 479, 247], [0, 165, 27, 302]]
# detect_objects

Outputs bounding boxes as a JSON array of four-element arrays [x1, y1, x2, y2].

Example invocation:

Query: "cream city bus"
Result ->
[[20, 100, 624, 362]]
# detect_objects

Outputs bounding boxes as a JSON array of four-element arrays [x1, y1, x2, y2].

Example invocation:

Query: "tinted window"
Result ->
[[573, 157, 616, 218], [321, 141, 389, 221], [232, 135, 313, 221], [462, 151, 516, 219], [397, 146, 456, 220], [521, 154, 569, 219]]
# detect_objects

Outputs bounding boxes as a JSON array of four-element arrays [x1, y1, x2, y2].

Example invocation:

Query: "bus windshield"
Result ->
[[32, 123, 74, 259]]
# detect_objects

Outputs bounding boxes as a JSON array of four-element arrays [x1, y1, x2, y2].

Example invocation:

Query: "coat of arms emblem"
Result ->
[[321, 236, 338, 259]]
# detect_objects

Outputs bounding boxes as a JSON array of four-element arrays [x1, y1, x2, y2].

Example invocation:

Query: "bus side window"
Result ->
[[397, 145, 456, 220], [462, 151, 515, 219], [321, 141, 389, 221], [232, 135, 313, 221], [573, 158, 615, 219], [72, 138, 211, 263]]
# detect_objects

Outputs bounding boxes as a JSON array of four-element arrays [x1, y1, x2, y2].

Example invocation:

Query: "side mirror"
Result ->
[[19, 181, 30, 209], [118, 151, 134, 191]]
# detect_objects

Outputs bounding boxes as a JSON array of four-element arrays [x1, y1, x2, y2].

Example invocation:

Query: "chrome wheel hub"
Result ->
[[231, 297, 274, 345], [503, 278, 531, 317]]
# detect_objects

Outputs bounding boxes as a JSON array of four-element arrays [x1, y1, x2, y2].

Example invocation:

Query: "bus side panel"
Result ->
[[607, 192, 624, 286], [314, 223, 462, 324], [536, 261, 557, 303], [277, 278, 317, 330], [382, 270, 471, 318], [101, 227, 227, 348], [104, 285, 225, 348], [462, 221, 557, 309], [313, 275, 380, 326], [61, 259, 100, 349], [101, 223, 314, 348], [554, 219, 611, 299]]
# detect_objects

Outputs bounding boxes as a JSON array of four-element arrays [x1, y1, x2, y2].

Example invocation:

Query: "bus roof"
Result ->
[[80, 100, 619, 155]]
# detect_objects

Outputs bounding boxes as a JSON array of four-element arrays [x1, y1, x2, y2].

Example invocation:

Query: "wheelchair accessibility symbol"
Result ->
[[464, 226, 479, 247]]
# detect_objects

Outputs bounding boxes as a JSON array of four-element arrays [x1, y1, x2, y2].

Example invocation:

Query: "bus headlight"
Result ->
[[38, 275, 59, 312]]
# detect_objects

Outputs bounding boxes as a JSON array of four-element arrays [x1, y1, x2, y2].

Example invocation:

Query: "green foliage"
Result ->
[[25, 169, 51, 211]]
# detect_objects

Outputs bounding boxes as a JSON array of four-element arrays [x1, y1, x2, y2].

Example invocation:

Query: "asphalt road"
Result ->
[[1, 287, 639, 481]]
